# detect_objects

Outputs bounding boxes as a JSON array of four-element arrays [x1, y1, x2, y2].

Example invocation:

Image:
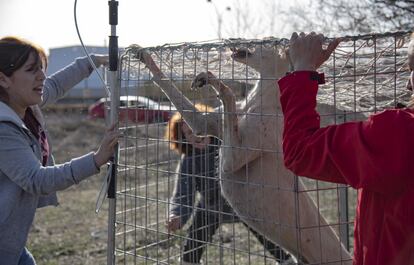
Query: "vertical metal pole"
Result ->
[[338, 111, 349, 251], [107, 1, 119, 265], [338, 184, 349, 250]]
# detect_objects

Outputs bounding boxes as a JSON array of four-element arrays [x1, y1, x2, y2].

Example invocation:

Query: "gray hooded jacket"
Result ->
[[0, 55, 102, 264]]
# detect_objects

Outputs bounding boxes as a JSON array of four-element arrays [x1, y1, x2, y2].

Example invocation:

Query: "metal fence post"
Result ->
[[107, 0, 119, 264]]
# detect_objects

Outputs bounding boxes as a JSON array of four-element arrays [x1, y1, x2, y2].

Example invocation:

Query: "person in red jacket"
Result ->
[[279, 31, 414, 265]]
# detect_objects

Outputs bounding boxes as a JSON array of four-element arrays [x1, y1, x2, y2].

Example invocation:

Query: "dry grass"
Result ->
[[27, 110, 354, 265]]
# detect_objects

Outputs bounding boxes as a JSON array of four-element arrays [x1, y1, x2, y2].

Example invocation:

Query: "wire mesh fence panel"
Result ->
[[110, 31, 412, 265]]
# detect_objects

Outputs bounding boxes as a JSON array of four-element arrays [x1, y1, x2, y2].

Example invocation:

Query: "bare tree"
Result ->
[[216, 0, 289, 39], [218, 0, 412, 39], [282, 0, 414, 35], [223, 0, 265, 38]]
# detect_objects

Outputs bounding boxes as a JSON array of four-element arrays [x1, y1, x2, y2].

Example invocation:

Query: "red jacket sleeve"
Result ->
[[278, 71, 414, 195]]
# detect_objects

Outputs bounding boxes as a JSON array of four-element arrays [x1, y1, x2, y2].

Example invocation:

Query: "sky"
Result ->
[[0, 0, 273, 53]]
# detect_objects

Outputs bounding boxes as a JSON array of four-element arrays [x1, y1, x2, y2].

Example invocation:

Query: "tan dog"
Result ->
[[135, 45, 352, 264]]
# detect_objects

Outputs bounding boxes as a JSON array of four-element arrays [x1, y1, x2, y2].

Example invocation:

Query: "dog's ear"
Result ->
[[277, 46, 289, 60], [273, 46, 292, 74]]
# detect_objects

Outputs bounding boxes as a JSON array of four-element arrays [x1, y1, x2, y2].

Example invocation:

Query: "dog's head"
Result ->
[[230, 45, 290, 76]]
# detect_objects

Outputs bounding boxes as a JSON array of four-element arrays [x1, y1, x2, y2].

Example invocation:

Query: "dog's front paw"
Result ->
[[191, 72, 211, 90], [131, 45, 152, 64], [138, 51, 153, 65], [191, 72, 208, 89]]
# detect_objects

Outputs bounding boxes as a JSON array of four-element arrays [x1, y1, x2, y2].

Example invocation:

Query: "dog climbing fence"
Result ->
[[107, 31, 412, 265]]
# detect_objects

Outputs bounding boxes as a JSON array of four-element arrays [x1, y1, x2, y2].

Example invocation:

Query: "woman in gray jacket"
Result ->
[[0, 36, 119, 265]]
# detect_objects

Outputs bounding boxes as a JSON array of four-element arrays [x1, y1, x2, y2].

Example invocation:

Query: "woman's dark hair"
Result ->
[[0, 36, 47, 103], [165, 103, 214, 155]]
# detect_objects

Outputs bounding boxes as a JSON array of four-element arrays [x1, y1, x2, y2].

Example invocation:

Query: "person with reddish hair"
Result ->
[[165, 104, 293, 265], [0, 36, 119, 265], [279, 32, 414, 265]]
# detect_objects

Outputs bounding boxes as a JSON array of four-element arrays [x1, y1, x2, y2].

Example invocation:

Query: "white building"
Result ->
[[47, 45, 110, 102]]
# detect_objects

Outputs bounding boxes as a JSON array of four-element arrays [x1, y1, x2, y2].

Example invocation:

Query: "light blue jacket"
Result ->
[[0, 56, 102, 265]]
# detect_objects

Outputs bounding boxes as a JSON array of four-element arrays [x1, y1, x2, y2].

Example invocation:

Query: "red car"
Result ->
[[88, 96, 175, 123]]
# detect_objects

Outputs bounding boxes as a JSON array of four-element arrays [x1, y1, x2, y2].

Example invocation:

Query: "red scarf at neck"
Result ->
[[23, 108, 50, 166]]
